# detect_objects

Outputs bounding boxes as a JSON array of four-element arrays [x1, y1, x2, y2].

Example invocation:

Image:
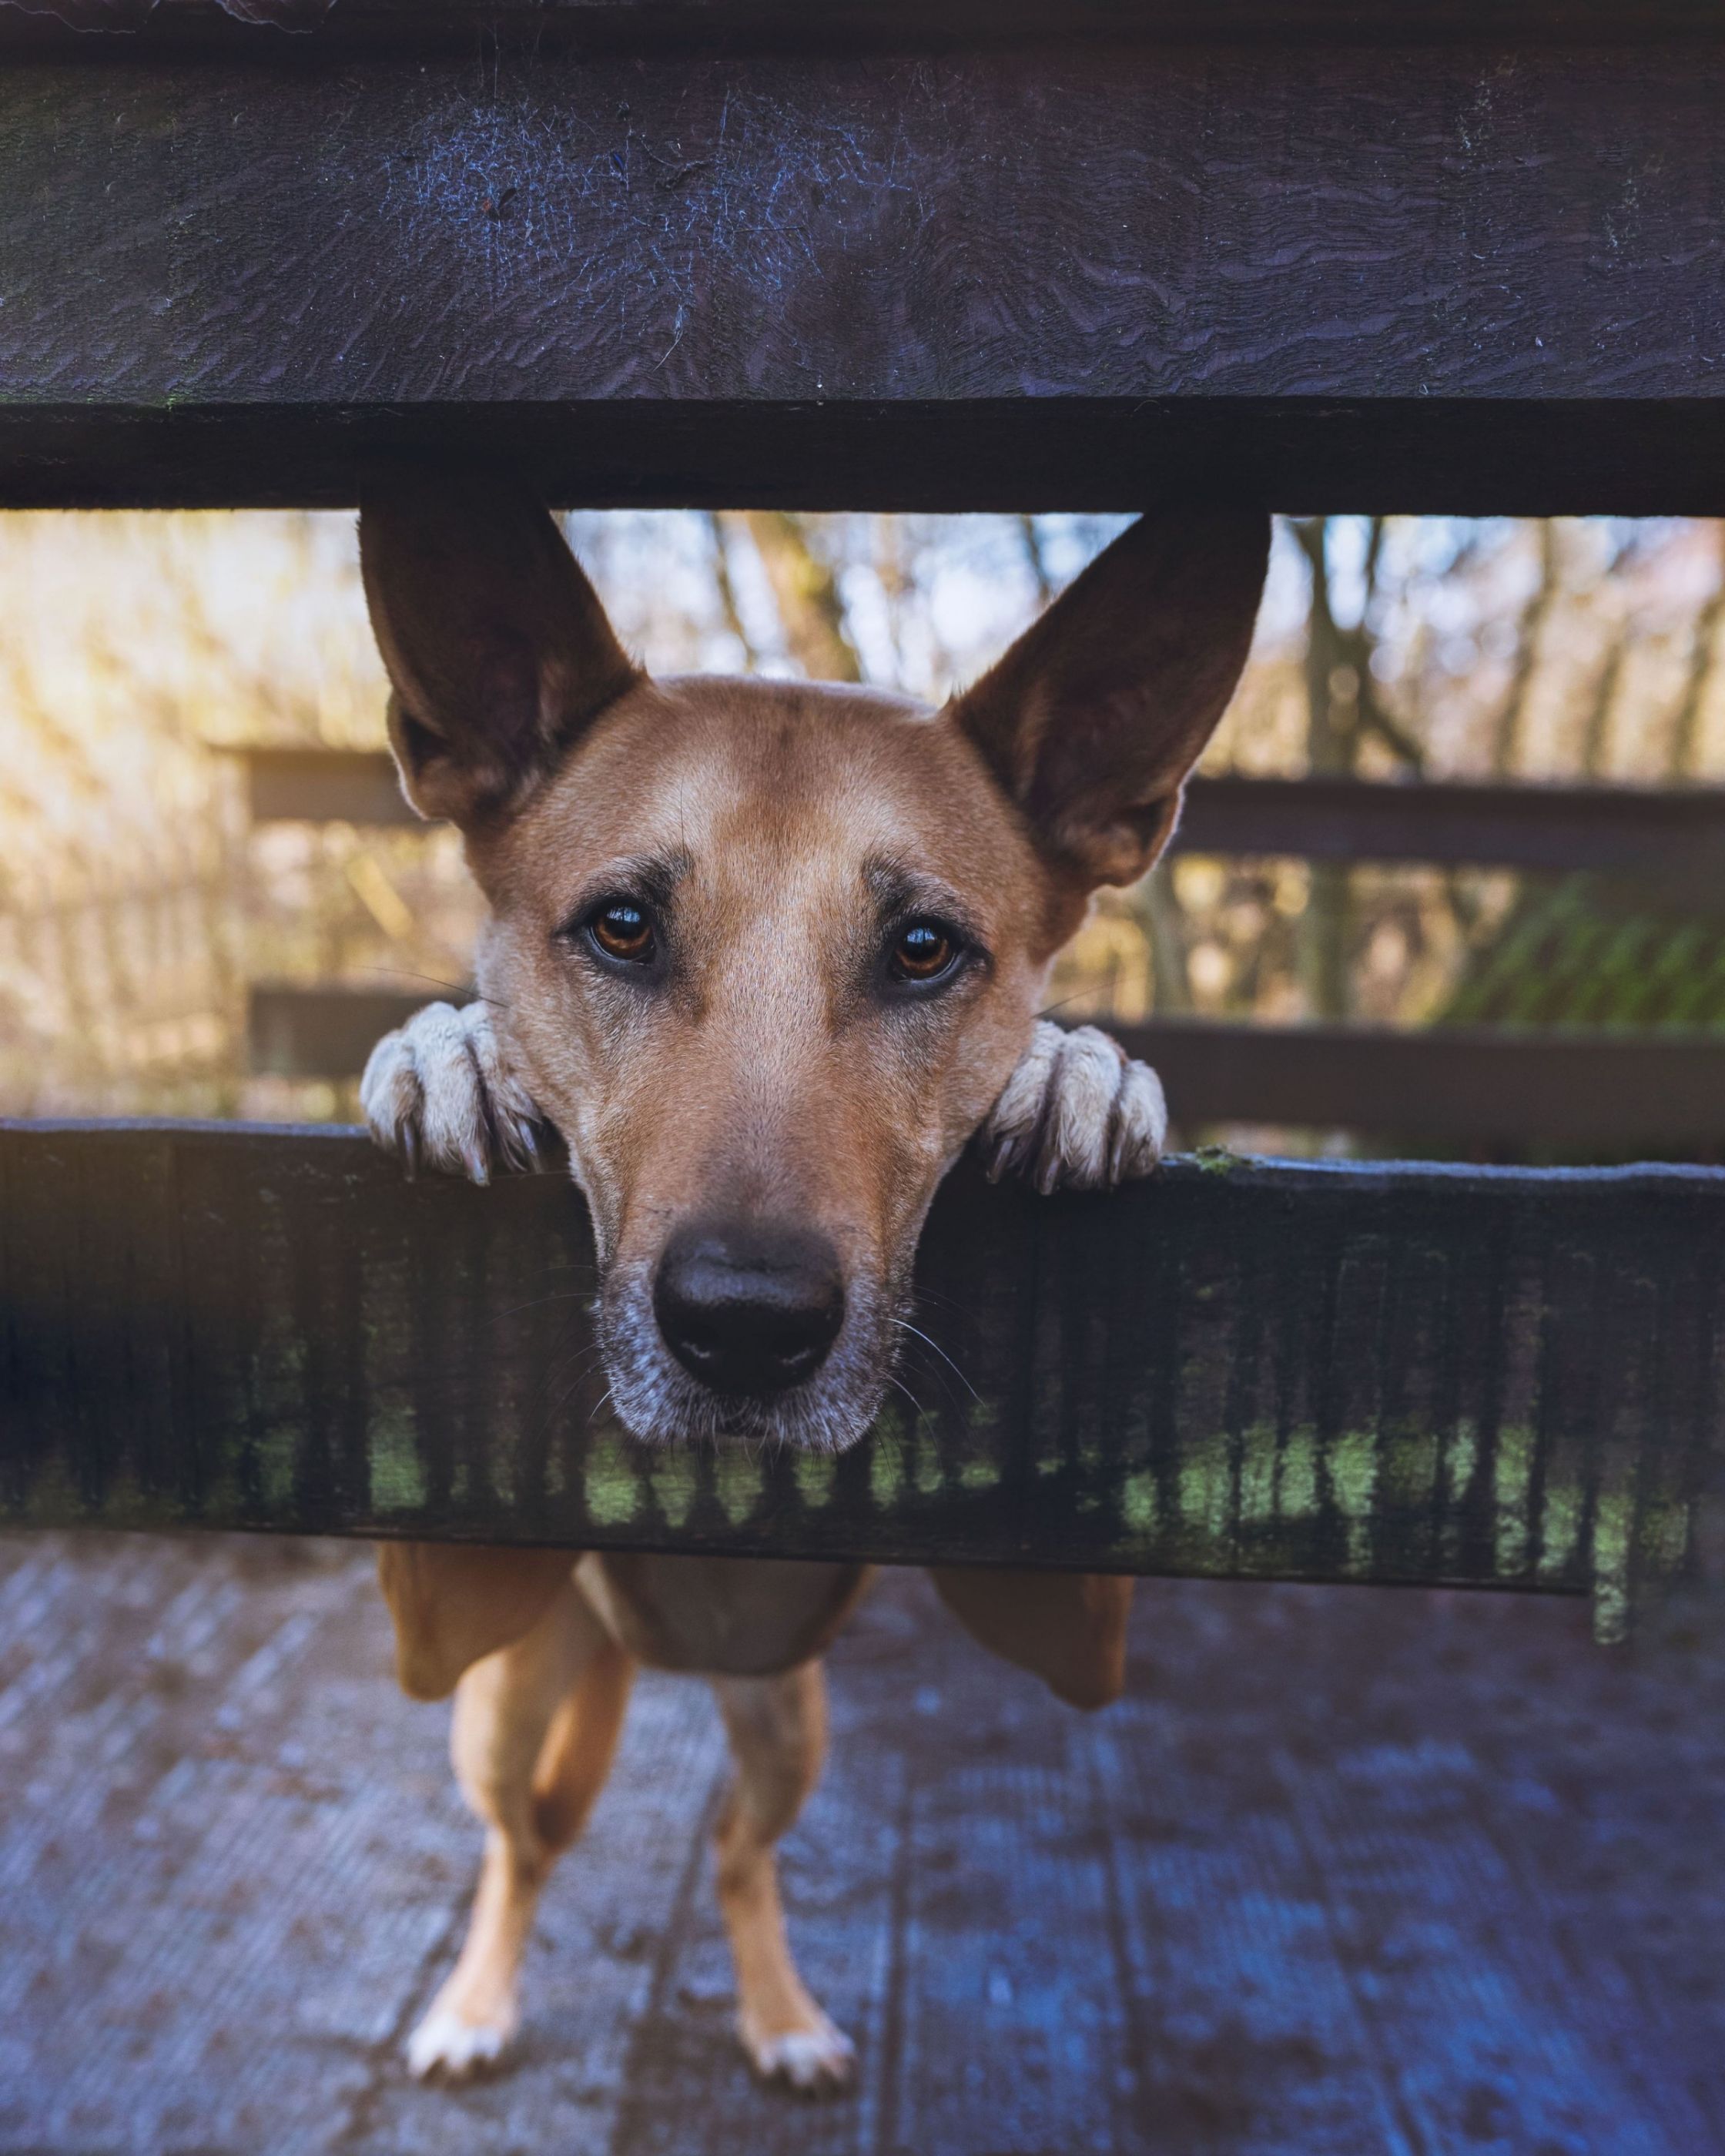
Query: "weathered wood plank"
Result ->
[[238, 753, 1725, 897], [1, 39, 1723, 511], [238, 746, 414, 826], [1171, 776, 1725, 894], [10, 1542, 1725, 2151], [1111, 1021, 1725, 1148], [242, 985, 1725, 1150], [3, 1120, 1720, 1635], [8, 0, 1725, 51], [247, 984, 459, 1076]]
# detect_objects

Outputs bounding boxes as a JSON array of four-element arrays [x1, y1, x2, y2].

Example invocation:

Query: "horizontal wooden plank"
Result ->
[[246, 985, 1725, 1148], [246, 984, 464, 1076], [235, 753, 1725, 897], [10, 1541, 1725, 2151], [1172, 777, 1725, 893], [5, 0, 1723, 49], [1115, 1021, 1725, 1147], [2, 42, 1723, 511], [238, 747, 414, 826], [2, 1119, 1720, 1636]]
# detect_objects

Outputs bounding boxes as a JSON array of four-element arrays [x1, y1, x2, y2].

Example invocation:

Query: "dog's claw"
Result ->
[[980, 1019, 1167, 1194], [360, 999, 547, 1184]]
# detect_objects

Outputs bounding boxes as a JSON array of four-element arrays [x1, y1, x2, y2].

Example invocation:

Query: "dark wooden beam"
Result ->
[[1, 35, 1723, 511], [4, 1119, 1719, 1639], [6, 1, 1724, 52], [246, 984, 460, 1078], [246, 986, 1725, 1150], [234, 752, 1725, 896], [1173, 777, 1725, 896], [1116, 1021, 1725, 1150]]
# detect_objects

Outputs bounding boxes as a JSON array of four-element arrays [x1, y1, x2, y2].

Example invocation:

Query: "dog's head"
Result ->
[[360, 472, 1267, 1452]]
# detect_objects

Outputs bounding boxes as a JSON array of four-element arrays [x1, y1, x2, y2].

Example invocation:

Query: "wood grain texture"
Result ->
[[4, 1120, 1720, 1638], [8, 1541, 1725, 2154], [0, 40, 1723, 509], [7, 0, 1725, 48]]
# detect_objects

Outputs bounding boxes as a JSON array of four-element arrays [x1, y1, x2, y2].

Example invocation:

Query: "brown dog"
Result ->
[[357, 471, 1268, 2090]]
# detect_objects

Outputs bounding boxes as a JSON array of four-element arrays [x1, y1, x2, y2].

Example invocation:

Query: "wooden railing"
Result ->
[[233, 753, 1725, 1149], [6, 1119, 1718, 1642], [3, 0, 1724, 1639], [238, 749, 1725, 889], [2, 2, 1723, 517]]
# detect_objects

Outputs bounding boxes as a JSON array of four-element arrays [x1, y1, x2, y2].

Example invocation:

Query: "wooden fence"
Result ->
[[240, 752, 1725, 891], [236, 752, 1725, 1149], [1, 2, 1723, 516], [3, 0, 1724, 1640], [5, 1120, 1720, 1642]]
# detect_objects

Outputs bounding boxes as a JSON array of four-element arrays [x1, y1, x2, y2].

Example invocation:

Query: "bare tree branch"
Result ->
[[737, 512, 862, 683]]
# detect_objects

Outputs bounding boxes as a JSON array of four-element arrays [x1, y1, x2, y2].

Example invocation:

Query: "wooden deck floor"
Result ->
[[2, 1535, 1723, 2156]]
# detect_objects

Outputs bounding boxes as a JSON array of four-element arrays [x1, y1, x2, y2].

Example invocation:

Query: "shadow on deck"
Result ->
[[2, 1535, 1722, 2155]]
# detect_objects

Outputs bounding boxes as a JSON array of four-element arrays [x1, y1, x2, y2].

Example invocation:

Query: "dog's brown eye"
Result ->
[[890, 921, 956, 983], [589, 901, 655, 963]]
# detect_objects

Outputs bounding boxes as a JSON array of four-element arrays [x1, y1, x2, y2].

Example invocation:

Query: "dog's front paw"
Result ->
[[738, 2006, 857, 2097], [981, 1019, 1167, 1194], [360, 999, 544, 1185], [405, 2000, 518, 2083]]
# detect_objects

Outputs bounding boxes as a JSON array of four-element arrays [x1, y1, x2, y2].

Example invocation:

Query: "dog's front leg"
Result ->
[[409, 1577, 634, 2081], [361, 999, 544, 1183], [980, 1019, 1168, 1192], [711, 1664, 856, 2096]]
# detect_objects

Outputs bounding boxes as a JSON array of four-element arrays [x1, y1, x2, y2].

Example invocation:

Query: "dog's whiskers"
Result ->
[[359, 964, 515, 1013], [891, 1317, 980, 1404], [493, 1287, 601, 1322], [886, 1372, 929, 1424], [907, 1284, 976, 1321], [533, 1341, 608, 1441]]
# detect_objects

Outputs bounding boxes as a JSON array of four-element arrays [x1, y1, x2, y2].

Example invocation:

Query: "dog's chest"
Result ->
[[574, 1552, 869, 1677]]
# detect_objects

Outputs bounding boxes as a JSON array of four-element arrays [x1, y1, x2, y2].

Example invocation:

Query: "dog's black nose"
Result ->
[[654, 1220, 846, 1395]]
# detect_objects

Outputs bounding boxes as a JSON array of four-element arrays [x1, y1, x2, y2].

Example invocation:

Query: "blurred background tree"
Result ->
[[2, 508, 1721, 1144]]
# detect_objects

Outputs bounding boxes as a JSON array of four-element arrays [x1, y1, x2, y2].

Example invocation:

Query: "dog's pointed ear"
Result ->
[[927, 1569, 1134, 1709], [376, 1542, 576, 1700], [359, 464, 640, 825], [950, 511, 1270, 889]]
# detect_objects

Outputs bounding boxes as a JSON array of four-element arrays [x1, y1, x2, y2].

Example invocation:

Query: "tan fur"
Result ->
[[928, 1569, 1134, 1709], [357, 467, 1269, 2091], [574, 1553, 871, 1677], [712, 1665, 855, 2090], [405, 1574, 631, 2079], [467, 675, 1060, 1455], [377, 1542, 578, 1702]]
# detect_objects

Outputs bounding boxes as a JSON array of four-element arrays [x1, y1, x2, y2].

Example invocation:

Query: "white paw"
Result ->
[[360, 999, 545, 1185], [405, 2002, 517, 2082], [739, 2010, 857, 2095], [980, 1019, 1167, 1193]]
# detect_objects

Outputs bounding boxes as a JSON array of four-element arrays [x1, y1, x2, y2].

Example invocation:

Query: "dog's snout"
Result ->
[[654, 1220, 845, 1396]]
